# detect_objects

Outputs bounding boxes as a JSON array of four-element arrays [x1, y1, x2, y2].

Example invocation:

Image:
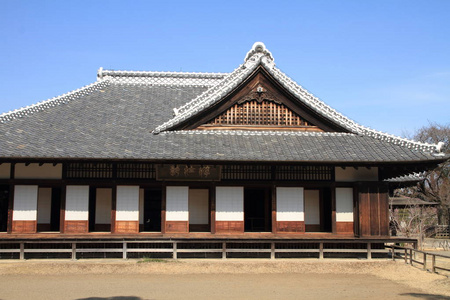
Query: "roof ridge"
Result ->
[[0, 80, 110, 124], [161, 130, 355, 137], [98, 68, 228, 79]]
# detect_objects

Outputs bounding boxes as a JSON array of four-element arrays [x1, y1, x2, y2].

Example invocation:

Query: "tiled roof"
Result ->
[[0, 42, 447, 163]]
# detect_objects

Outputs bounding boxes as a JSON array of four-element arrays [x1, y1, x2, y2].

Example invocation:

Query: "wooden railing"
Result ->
[[0, 240, 408, 260], [386, 245, 450, 274]]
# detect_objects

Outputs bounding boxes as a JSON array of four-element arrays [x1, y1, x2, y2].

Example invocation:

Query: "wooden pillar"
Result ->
[[7, 163, 15, 234], [353, 184, 360, 237], [331, 185, 336, 234], [7, 184, 14, 234], [161, 183, 166, 234], [59, 185, 66, 233], [111, 185, 117, 234], [210, 184, 216, 234], [271, 185, 277, 234]]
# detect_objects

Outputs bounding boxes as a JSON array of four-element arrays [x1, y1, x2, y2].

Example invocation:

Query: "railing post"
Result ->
[[423, 253, 427, 270], [270, 242, 275, 260], [367, 243, 372, 260], [319, 242, 324, 259], [123, 241, 127, 260], [391, 246, 395, 261], [404, 249, 407, 264], [409, 249, 413, 265], [173, 241, 177, 260], [431, 254, 436, 273], [222, 242, 226, 260], [71, 243, 76, 260], [19, 242, 24, 260]]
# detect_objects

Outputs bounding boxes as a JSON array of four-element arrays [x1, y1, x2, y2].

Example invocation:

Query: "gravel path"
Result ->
[[0, 259, 449, 300]]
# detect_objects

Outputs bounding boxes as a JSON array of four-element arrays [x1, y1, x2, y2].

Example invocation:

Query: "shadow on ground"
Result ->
[[400, 293, 450, 299], [76, 297, 145, 300]]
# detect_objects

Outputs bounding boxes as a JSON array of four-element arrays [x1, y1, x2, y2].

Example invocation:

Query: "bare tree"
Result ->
[[401, 122, 450, 225], [390, 201, 438, 249]]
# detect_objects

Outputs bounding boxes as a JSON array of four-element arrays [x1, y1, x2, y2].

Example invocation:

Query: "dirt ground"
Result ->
[[0, 259, 449, 300]]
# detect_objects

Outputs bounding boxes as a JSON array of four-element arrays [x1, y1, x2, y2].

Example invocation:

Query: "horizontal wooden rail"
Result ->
[[386, 245, 450, 274], [0, 240, 415, 261]]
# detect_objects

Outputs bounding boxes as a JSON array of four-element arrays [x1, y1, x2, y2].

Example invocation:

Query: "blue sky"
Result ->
[[1, 0, 449, 136]]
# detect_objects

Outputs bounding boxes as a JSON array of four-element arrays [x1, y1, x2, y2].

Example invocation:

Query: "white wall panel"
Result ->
[[116, 186, 139, 221], [13, 185, 38, 221], [189, 189, 209, 224], [0, 163, 10, 179], [336, 188, 354, 222], [65, 186, 89, 221], [216, 187, 244, 221], [95, 188, 111, 224], [166, 186, 189, 221], [304, 190, 320, 225], [335, 167, 378, 182], [139, 188, 144, 225], [276, 187, 304, 221], [37, 188, 52, 223], [15, 163, 62, 179]]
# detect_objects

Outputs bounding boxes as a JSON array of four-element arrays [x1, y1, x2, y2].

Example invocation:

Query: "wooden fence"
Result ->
[[0, 239, 415, 260], [386, 245, 450, 274]]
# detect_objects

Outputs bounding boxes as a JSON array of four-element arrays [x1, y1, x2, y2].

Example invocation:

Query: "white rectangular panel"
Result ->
[[304, 190, 320, 225], [65, 186, 89, 221], [276, 187, 304, 221], [116, 186, 139, 221], [95, 188, 111, 224], [216, 187, 243, 221], [336, 188, 354, 222], [37, 188, 52, 223], [189, 189, 209, 224], [13, 185, 38, 221], [166, 186, 189, 221]]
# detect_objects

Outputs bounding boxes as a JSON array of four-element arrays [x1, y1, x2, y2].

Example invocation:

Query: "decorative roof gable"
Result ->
[[153, 42, 441, 154]]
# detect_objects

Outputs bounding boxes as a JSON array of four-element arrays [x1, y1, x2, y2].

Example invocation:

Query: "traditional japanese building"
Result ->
[[0, 42, 447, 242]]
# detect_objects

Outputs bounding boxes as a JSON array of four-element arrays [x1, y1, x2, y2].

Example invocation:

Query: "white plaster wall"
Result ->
[[0, 163, 11, 179], [304, 190, 320, 225], [13, 185, 38, 221], [95, 188, 111, 224], [139, 188, 144, 225], [15, 163, 62, 179], [37, 188, 52, 223], [335, 167, 378, 182], [336, 188, 354, 222], [116, 186, 139, 221], [189, 189, 209, 225], [65, 186, 89, 221], [216, 187, 244, 221], [276, 187, 304, 221], [166, 186, 189, 221]]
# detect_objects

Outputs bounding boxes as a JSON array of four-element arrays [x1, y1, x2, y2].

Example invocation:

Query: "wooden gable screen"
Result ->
[[206, 100, 314, 127]]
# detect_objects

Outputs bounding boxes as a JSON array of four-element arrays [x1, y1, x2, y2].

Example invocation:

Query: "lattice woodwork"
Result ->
[[222, 165, 272, 180], [66, 162, 155, 179], [66, 163, 113, 179], [117, 163, 155, 179], [207, 100, 313, 127], [221, 165, 333, 181], [275, 166, 332, 181]]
